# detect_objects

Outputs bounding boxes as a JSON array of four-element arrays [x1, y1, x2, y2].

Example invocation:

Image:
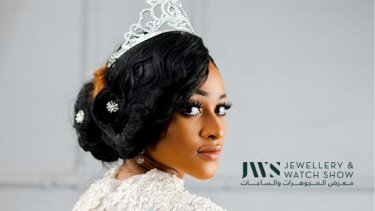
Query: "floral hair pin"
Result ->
[[106, 100, 119, 113], [75, 110, 84, 124]]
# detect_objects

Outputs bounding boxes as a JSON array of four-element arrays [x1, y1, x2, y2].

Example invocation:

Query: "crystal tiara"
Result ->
[[106, 0, 195, 68]]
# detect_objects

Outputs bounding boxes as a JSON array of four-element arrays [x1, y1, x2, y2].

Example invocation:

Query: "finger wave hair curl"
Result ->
[[73, 31, 214, 163]]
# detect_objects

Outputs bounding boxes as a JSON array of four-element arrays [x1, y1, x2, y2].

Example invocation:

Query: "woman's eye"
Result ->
[[215, 102, 232, 116], [217, 106, 227, 116], [180, 101, 203, 116], [181, 101, 232, 117], [183, 106, 201, 116]]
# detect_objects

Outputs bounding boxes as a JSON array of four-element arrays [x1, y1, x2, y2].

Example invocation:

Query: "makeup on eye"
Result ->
[[215, 102, 232, 116], [179, 100, 232, 116], [195, 89, 227, 100]]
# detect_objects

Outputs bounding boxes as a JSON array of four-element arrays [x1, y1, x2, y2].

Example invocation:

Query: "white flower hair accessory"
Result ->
[[106, 0, 195, 68], [106, 100, 119, 113], [75, 110, 84, 124]]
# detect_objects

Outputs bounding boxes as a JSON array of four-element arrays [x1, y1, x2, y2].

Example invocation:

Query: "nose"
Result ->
[[200, 111, 225, 141]]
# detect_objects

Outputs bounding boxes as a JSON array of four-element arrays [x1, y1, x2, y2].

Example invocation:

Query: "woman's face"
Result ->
[[146, 61, 231, 179]]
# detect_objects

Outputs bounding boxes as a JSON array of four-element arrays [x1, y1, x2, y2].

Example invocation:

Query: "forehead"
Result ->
[[198, 62, 225, 97]]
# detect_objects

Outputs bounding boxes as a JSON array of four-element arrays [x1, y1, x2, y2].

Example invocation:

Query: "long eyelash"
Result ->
[[217, 102, 233, 110], [182, 100, 203, 109], [215, 102, 232, 116], [179, 100, 203, 116], [180, 100, 233, 116]]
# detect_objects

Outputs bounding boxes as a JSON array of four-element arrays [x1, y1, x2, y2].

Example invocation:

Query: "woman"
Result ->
[[72, 0, 232, 210]]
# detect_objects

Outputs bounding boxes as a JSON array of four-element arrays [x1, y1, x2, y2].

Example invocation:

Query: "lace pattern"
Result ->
[[72, 164, 226, 211]]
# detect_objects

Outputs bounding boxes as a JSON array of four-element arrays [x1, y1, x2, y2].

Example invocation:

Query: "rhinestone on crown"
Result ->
[[106, 0, 195, 68]]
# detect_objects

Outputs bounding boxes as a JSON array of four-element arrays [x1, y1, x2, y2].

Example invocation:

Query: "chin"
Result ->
[[190, 163, 219, 180]]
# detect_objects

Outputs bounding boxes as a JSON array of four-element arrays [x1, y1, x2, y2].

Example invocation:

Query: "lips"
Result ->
[[198, 145, 222, 153], [197, 145, 222, 161]]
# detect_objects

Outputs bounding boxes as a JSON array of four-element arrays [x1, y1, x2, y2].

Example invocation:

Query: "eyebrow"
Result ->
[[196, 89, 227, 99]]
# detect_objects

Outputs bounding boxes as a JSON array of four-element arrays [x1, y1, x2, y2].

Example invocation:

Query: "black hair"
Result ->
[[73, 31, 213, 163]]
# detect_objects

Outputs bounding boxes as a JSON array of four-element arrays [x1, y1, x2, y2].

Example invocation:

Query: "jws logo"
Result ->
[[242, 162, 281, 178]]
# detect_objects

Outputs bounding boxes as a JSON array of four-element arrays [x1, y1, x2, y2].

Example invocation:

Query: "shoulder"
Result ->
[[130, 171, 226, 210], [72, 175, 117, 210], [73, 166, 226, 210], [169, 191, 226, 211], [72, 165, 125, 210]]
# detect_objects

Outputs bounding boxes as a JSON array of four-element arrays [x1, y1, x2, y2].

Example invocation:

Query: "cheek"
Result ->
[[168, 117, 200, 141], [151, 117, 201, 163], [165, 117, 201, 151]]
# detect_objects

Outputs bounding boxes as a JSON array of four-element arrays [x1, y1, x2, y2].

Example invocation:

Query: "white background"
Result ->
[[0, 0, 373, 210]]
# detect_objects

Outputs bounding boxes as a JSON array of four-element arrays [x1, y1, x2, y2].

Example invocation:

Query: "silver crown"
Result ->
[[106, 0, 195, 68]]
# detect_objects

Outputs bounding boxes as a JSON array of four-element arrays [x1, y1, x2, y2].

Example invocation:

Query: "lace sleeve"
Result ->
[[72, 178, 115, 211], [72, 167, 227, 211], [169, 192, 227, 211]]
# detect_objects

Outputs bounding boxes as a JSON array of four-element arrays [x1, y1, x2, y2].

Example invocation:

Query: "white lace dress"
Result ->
[[72, 164, 226, 211]]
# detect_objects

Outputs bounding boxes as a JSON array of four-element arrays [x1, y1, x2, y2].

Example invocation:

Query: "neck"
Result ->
[[140, 152, 184, 178], [116, 152, 184, 180]]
